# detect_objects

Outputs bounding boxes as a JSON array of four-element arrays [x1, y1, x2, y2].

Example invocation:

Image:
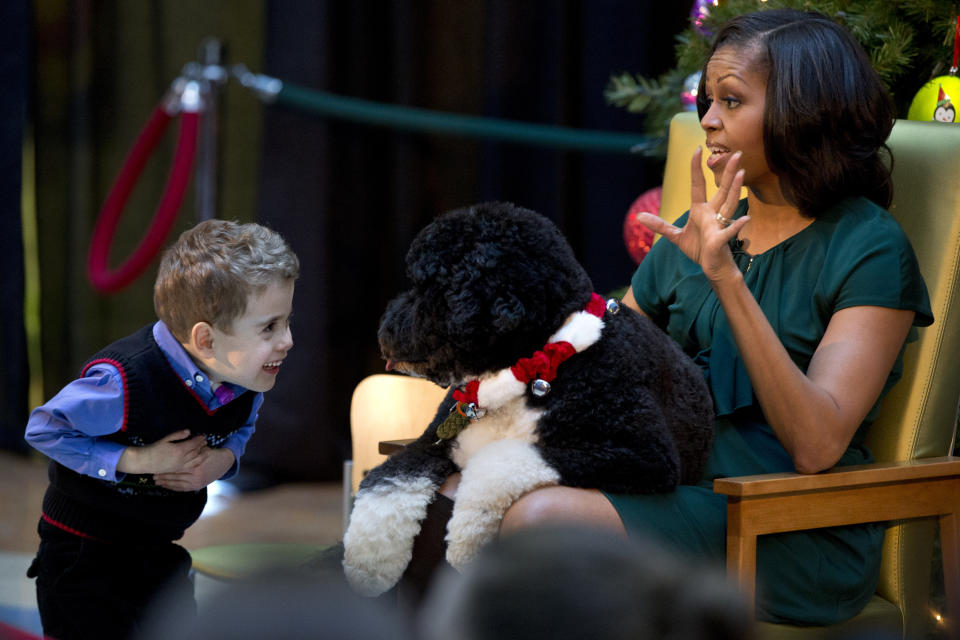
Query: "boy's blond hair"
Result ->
[[154, 219, 300, 343]]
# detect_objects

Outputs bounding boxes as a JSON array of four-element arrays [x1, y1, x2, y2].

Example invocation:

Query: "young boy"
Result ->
[[25, 219, 299, 640]]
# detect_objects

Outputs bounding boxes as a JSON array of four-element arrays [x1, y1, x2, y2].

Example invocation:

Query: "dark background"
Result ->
[[4, 0, 688, 485]]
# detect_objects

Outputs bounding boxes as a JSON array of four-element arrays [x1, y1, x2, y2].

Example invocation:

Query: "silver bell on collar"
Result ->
[[605, 298, 621, 315], [531, 379, 552, 397], [463, 402, 486, 420]]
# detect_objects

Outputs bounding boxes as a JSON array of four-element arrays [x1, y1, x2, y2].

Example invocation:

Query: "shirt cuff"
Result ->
[[218, 442, 242, 480], [87, 440, 128, 482]]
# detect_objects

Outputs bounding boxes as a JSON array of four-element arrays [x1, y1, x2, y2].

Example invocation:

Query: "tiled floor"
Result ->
[[0, 450, 345, 637]]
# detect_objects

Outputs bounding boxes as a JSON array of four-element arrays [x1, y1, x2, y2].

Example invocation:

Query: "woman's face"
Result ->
[[700, 46, 777, 196]]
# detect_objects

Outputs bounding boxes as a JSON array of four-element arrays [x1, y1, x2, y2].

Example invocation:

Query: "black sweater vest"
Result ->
[[42, 325, 255, 543]]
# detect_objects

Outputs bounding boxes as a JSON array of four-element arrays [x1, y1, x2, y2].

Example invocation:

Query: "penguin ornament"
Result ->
[[909, 80, 959, 123], [908, 15, 960, 124]]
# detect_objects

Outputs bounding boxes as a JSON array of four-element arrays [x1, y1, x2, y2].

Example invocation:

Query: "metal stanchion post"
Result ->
[[191, 38, 227, 222]]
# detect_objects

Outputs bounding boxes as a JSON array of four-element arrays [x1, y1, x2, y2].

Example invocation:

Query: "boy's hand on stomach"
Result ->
[[116, 429, 206, 475], [153, 447, 236, 492]]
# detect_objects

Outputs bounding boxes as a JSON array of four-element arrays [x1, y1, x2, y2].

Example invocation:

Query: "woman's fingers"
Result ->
[[723, 169, 745, 215], [714, 167, 745, 222], [714, 172, 747, 243], [690, 147, 707, 204], [727, 215, 750, 238], [670, 146, 749, 266], [709, 151, 742, 211], [635, 211, 678, 237]]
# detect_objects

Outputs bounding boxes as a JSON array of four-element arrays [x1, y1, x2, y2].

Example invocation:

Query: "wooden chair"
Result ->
[[347, 373, 449, 495], [661, 111, 960, 639], [343, 373, 448, 529]]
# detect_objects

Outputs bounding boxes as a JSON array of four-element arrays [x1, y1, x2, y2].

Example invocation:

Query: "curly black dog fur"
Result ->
[[343, 202, 713, 596]]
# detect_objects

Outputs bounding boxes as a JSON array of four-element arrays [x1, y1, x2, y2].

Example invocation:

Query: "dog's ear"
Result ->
[[408, 252, 446, 283], [491, 294, 525, 333]]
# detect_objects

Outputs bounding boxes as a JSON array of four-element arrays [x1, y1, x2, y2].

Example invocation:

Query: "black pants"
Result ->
[[27, 520, 195, 640], [395, 493, 454, 610]]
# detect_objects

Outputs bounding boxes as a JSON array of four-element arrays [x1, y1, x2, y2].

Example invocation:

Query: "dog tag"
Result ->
[[462, 402, 486, 420], [436, 406, 470, 440]]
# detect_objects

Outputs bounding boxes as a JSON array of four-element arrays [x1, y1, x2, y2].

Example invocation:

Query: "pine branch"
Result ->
[[607, 0, 960, 156]]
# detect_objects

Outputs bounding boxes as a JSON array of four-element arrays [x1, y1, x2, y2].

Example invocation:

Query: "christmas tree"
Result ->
[[607, 0, 959, 155]]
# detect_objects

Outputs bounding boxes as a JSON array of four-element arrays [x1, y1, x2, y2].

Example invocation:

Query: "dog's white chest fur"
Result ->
[[450, 396, 544, 469]]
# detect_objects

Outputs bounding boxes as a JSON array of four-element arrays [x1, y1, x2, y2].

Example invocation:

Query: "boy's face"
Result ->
[[204, 280, 295, 392]]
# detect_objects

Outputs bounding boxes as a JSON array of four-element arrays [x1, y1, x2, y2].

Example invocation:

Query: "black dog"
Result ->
[[343, 202, 713, 596]]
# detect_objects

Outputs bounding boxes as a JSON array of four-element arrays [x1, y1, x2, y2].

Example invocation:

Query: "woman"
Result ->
[[482, 10, 933, 625]]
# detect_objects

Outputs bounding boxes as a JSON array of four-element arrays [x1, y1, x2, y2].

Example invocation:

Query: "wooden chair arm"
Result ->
[[714, 456, 960, 622], [379, 438, 416, 455], [714, 456, 960, 498]]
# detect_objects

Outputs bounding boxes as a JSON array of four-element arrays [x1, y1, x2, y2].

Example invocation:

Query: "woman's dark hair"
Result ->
[[696, 10, 894, 215]]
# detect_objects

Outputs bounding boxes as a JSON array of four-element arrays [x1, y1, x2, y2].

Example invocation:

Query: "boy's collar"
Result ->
[[153, 321, 247, 400]]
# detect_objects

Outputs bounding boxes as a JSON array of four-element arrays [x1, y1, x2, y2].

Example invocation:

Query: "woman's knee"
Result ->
[[438, 473, 461, 499], [500, 486, 626, 535]]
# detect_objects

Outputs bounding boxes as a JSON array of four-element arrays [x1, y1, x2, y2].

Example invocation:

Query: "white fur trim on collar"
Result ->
[[474, 310, 604, 411], [549, 310, 604, 351]]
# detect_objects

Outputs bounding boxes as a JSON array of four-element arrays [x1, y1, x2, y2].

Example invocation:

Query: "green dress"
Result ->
[[605, 196, 933, 625]]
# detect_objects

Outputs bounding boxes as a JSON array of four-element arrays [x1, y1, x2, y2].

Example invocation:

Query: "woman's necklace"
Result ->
[[735, 199, 813, 273], [731, 236, 755, 273]]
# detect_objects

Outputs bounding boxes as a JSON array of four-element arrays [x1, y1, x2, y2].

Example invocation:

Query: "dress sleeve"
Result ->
[[630, 212, 690, 328], [823, 208, 933, 327]]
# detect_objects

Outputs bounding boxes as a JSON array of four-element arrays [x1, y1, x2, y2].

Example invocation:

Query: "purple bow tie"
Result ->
[[214, 383, 235, 405]]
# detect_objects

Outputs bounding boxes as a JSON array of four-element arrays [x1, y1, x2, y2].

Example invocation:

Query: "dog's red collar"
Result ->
[[453, 379, 481, 408], [453, 293, 613, 408]]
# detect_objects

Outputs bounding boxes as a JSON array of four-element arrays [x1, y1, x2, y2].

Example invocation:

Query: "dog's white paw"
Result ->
[[343, 556, 401, 597], [342, 478, 435, 596], [444, 504, 501, 569], [444, 439, 562, 570]]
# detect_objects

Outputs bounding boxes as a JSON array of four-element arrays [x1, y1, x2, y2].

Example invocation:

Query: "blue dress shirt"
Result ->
[[24, 321, 262, 482]]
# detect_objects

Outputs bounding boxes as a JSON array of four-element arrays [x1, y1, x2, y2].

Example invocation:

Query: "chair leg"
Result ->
[[940, 512, 960, 637], [726, 500, 758, 609], [342, 460, 354, 538]]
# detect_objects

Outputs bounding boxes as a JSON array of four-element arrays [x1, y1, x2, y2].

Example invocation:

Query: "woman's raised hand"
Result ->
[[635, 147, 749, 283]]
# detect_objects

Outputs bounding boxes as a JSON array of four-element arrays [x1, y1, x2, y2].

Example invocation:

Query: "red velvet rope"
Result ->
[[87, 106, 200, 294], [953, 15, 959, 71]]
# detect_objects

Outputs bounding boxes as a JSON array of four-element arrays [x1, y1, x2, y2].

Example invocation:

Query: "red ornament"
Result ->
[[623, 186, 662, 264]]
